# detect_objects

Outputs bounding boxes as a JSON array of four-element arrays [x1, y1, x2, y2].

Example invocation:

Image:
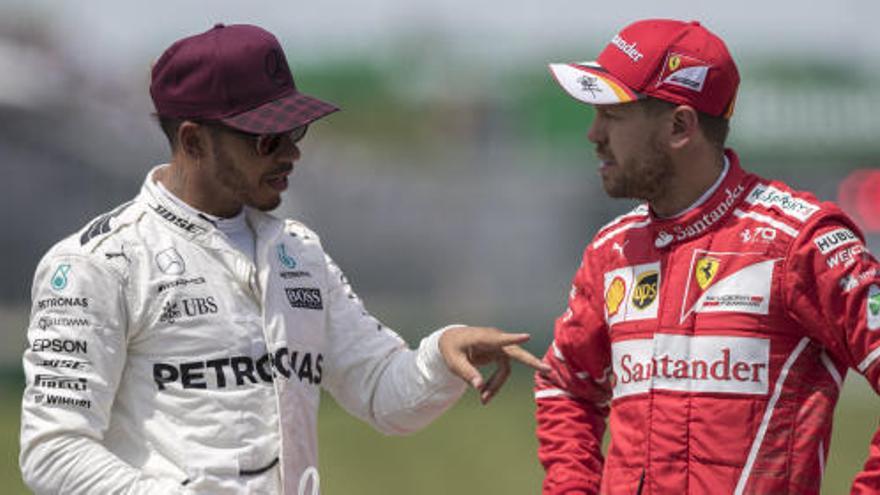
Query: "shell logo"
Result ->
[[605, 276, 626, 317]]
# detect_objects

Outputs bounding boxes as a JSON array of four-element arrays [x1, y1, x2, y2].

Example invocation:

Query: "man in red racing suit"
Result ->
[[535, 18, 880, 494]]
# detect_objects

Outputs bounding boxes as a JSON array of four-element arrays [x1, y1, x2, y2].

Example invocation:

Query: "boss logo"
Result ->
[[285, 288, 323, 310]]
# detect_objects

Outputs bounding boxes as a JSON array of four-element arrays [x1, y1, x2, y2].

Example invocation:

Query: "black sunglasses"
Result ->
[[252, 125, 308, 156], [201, 121, 308, 156]]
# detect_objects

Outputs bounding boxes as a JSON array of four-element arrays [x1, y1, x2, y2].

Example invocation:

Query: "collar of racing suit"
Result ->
[[648, 149, 758, 251], [140, 164, 277, 256], [139, 164, 284, 304]]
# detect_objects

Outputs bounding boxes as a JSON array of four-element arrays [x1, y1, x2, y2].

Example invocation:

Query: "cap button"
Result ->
[[214, 23, 226, 29], [690, 21, 701, 26]]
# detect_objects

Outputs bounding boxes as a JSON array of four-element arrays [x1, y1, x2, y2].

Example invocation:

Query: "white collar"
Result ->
[[659, 155, 730, 220]]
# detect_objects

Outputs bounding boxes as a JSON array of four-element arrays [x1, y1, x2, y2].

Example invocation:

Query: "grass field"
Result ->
[[1, 371, 876, 494]]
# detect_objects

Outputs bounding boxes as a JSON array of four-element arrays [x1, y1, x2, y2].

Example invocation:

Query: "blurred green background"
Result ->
[[2, 1, 879, 493], [1, 370, 877, 493]]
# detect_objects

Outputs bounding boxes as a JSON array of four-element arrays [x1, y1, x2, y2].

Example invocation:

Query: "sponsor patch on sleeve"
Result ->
[[603, 262, 660, 326], [814, 228, 859, 255], [744, 184, 820, 222]]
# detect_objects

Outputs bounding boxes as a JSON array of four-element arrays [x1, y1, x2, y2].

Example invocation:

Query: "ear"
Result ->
[[668, 105, 699, 151], [178, 121, 208, 159]]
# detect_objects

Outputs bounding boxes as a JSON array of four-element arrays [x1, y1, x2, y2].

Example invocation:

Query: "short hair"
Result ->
[[155, 115, 183, 150], [640, 97, 730, 150]]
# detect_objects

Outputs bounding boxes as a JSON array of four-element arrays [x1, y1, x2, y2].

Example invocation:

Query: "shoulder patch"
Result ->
[[744, 183, 820, 223], [80, 201, 134, 246], [284, 219, 319, 242], [598, 204, 649, 233], [593, 204, 651, 250]]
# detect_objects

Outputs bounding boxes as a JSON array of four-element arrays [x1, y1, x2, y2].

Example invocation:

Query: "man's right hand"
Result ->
[[438, 326, 551, 404]]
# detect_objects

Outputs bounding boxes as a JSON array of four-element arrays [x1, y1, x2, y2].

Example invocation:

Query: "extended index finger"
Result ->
[[473, 330, 531, 348], [504, 344, 552, 373]]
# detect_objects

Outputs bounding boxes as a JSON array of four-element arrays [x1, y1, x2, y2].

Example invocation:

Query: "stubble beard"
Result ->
[[212, 140, 281, 212], [602, 135, 673, 203]]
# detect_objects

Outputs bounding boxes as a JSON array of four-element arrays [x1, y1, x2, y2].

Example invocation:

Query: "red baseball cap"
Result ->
[[549, 19, 739, 118], [150, 23, 339, 134]]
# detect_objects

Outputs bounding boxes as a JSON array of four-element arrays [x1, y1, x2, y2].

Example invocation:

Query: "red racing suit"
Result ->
[[535, 150, 880, 494]]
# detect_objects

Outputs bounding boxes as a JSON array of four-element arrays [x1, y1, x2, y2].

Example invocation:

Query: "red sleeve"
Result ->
[[535, 249, 612, 495], [783, 212, 880, 493]]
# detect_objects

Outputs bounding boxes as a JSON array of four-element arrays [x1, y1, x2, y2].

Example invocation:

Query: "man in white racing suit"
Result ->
[[19, 23, 548, 494]]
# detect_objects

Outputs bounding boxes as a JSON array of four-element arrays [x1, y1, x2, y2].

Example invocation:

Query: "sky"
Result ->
[[4, 0, 879, 74]]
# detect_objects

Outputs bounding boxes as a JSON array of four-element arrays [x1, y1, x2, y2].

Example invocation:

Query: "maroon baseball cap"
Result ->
[[150, 23, 339, 134], [549, 19, 739, 118]]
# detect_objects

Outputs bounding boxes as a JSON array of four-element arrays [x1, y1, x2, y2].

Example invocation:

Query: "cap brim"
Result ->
[[220, 90, 340, 134], [548, 62, 642, 106]]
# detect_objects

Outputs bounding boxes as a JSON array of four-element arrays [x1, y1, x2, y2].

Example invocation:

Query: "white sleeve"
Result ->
[[19, 252, 186, 495], [320, 255, 467, 435]]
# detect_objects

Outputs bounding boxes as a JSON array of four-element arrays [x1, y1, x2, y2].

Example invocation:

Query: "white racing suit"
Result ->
[[20, 166, 467, 494]]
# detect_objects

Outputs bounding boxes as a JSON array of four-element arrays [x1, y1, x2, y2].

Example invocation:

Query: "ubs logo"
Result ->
[[159, 296, 218, 324]]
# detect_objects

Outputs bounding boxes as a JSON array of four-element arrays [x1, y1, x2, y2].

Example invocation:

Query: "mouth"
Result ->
[[265, 167, 293, 192], [596, 148, 616, 170], [597, 154, 617, 172]]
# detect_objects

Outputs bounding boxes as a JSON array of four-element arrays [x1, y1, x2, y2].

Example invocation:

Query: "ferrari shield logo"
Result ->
[[695, 257, 720, 290]]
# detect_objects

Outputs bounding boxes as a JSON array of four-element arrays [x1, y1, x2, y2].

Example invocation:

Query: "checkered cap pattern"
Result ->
[[221, 91, 340, 134]]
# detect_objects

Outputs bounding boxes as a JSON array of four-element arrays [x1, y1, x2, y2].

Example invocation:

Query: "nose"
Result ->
[[277, 141, 301, 163], [587, 112, 604, 144]]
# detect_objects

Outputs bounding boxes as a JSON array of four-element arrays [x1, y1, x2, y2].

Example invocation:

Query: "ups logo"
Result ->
[[631, 271, 659, 309]]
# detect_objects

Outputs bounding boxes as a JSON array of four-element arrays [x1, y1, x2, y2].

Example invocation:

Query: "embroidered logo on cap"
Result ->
[[610, 34, 644, 62], [659, 53, 710, 92]]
